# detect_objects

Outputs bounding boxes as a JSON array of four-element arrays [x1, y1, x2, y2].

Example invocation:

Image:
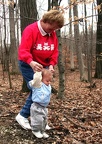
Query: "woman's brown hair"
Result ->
[[42, 9, 64, 28]]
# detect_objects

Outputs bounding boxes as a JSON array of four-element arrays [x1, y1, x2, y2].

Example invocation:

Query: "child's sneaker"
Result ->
[[32, 131, 43, 138], [42, 132, 49, 138], [45, 124, 51, 130]]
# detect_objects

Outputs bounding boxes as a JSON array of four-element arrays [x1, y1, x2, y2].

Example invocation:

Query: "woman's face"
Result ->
[[41, 21, 59, 33]]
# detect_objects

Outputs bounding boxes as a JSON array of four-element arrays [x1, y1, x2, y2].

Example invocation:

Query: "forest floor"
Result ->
[[0, 64, 102, 144]]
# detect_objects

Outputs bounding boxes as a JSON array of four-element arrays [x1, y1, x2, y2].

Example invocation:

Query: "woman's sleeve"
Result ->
[[18, 27, 34, 64]]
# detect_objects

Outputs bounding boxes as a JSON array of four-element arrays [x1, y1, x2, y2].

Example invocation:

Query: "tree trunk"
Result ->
[[9, 0, 19, 73], [52, 0, 65, 98], [3, 0, 12, 88], [94, 0, 102, 78], [15, 0, 20, 48], [73, 2, 87, 81], [57, 30, 65, 98], [19, 0, 37, 33], [48, 0, 51, 10], [19, 0, 37, 92], [69, 0, 75, 71]]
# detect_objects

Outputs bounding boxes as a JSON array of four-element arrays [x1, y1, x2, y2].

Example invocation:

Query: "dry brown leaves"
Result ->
[[0, 65, 102, 144]]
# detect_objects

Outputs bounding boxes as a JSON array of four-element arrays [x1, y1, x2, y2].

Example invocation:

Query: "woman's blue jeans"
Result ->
[[18, 60, 34, 118]]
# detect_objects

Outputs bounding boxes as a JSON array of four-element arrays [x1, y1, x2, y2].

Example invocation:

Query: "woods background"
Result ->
[[0, 0, 102, 97], [0, 1, 102, 143]]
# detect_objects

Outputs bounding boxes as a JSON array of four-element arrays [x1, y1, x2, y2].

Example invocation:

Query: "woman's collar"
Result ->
[[37, 20, 47, 36]]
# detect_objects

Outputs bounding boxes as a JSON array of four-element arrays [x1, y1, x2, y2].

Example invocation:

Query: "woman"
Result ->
[[16, 9, 64, 130]]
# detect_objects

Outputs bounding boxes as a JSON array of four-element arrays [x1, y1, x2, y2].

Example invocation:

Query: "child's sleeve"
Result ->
[[29, 72, 42, 88]]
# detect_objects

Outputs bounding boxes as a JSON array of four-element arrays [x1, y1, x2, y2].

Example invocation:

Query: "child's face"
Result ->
[[42, 75, 52, 86]]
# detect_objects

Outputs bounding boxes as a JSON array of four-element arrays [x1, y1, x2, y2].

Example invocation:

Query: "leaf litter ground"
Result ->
[[0, 66, 102, 144]]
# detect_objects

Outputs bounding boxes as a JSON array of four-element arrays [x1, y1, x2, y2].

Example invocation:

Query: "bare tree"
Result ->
[[52, 0, 65, 98], [15, 0, 20, 48], [19, 0, 37, 92], [69, 0, 75, 71], [2, 0, 12, 88], [73, 1, 87, 81], [0, 24, 5, 78], [48, 0, 51, 10], [19, 0, 37, 33], [9, 0, 19, 73], [94, 0, 102, 78]]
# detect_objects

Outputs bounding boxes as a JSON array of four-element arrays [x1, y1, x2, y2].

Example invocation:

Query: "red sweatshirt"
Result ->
[[18, 22, 58, 67]]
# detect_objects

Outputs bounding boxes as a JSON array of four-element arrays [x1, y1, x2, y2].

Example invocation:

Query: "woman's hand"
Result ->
[[29, 61, 43, 72], [49, 65, 54, 73]]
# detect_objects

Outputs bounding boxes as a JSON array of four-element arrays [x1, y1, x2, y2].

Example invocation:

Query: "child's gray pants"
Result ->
[[30, 102, 48, 132]]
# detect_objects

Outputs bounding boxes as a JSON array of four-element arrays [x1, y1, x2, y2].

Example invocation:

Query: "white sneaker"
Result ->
[[15, 113, 31, 130], [42, 132, 49, 138], [32, 131, 43, 138], [45, 124, 51, 130]]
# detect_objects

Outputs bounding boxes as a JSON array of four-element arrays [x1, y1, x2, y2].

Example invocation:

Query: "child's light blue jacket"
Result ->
[[28, 72, 51, 107]]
